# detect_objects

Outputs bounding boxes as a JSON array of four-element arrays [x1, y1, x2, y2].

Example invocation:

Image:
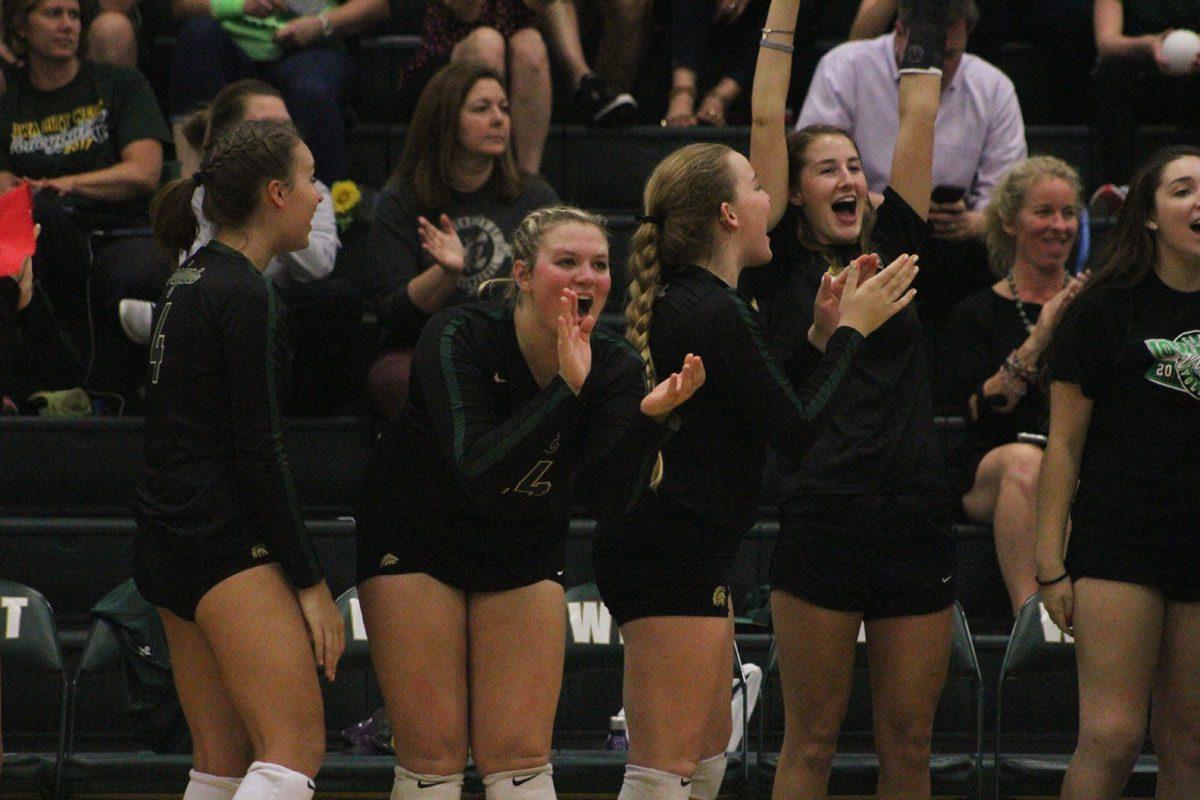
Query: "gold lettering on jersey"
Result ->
[[512, 459, 554, 497], [544, 432, 561, 454]]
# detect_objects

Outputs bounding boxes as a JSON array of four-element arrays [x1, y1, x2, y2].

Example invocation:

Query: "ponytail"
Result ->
[[151, 176, 201, 255], [625, 220, 665, 488]]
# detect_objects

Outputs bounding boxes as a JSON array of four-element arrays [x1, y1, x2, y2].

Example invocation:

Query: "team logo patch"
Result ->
[[712, 586, 728, 609], [1144, 331, 1200, 400], [250, 544, 269, 559], [380, 553, 399, 567]]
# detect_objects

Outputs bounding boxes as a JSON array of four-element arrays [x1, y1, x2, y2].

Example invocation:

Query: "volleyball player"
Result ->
[[1038, 145, 1200, 800], [745, 0, 952, 796], [135, 119, 345, 800], [593, 141, 920, 800], [357, 206, 704, 800]]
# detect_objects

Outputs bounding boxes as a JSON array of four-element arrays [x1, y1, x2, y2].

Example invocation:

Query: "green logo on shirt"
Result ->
[[1144, 331, 1200, 400]]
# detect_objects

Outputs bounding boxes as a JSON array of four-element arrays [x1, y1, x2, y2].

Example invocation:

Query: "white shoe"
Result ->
[[118, 299, 155, 345]]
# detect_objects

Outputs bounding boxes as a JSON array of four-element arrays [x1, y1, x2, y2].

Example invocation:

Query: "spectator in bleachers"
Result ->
[[798, 0, 1026, 332], [120, 79, 361, 415], [358, 206, 699, 800], [0, 0, 170, 402], [139, 118, 345, 800], [0, 0, 137, 95], [1038, 144, 1200, 800], [661, 0, 766, 127], [364, 61, 558, 419], [538, 0, 642, 124], [746, 0, 957, 795], [167, 0, 387, 183], [0, 230, 88, 413], [394, 0, 551, 174], [1091, 0, 1200, 195], [940, 156, 1087, 617]]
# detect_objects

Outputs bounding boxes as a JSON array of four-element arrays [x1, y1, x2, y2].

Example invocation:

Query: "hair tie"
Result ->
[[636, 213, 663, 226]]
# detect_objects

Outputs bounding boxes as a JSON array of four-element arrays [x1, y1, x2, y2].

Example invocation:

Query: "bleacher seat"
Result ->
[[0, 580, 67, 800], [996, 595, 1157, 799], [757, 602, 984, 799]]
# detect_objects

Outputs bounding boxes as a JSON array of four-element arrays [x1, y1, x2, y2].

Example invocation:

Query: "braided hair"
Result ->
[[626, 142, 738, 486], [152, 119, 302, 255]]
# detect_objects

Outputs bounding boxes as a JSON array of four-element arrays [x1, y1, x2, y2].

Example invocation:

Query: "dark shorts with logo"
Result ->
[[593, 503, 738, 627], [132, 518, 277, 622], [771, 492, 957, 621], [356, 513, 566, 593]]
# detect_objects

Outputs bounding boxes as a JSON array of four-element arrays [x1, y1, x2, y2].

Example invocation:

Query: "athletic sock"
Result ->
[[482, 763, 555, 800], [184, 770, 242, 800], [230, 761, 315, 800], [390, 764, 464, 800], [617, 763, 692, 800], [686, 754, 726, 800]]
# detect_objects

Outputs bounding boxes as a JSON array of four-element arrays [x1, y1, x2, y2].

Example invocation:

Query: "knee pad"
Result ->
[[686, 754, 726, 800], [184, 770, 242, 800], [390, 765, 464, 800], [482, 763, 555, 800], [231, 761, 314, 800], [617, 764, 691, 800]]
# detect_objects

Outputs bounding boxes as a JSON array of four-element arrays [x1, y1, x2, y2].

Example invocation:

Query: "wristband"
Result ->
[[210, 0, 245, 19], [899, 0, 948, 72], [1036, 570, 1069, 587]]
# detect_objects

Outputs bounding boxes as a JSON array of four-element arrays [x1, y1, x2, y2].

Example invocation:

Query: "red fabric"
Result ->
[[0, 183, 36, 279]]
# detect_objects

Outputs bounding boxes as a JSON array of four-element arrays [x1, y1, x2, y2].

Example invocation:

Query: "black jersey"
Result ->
[[741, 187, 944, 496], [1051, 271, 1200, 539], [362, 301, 673, 589], [602, 263, 863, 539], [136, 241, 323, 590]]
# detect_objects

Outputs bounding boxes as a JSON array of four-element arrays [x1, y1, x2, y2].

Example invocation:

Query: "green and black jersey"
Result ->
[[362, 300, 672, 588], [135, 241, 323, 590], [601, 263, 864, 543]]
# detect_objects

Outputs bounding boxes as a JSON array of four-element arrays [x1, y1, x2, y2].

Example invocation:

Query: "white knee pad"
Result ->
[[390, 764, 464, 800], [617, 763, 692, 800], [482, 763, 555, 800], [230, 761, 314, 800], [686, 754, 726, 800], [184, 770, 242, 800]]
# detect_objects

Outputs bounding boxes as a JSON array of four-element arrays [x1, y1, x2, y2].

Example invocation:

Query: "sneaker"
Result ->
[[1088, 183, 1127, 219], [571, 75, 638, 126], [118, 298, 155, 345]]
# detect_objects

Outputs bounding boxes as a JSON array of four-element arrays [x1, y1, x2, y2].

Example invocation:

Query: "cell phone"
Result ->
[[931, 185, 967, 204]]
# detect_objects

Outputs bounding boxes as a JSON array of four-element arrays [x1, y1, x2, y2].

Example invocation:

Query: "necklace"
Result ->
[[1006, 269, 1067, 333]]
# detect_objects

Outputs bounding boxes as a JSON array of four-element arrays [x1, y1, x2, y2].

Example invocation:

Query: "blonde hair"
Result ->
[[984, 156, 1082, 277], [478, 205, 608, 302], [625, 142, 738, 487]]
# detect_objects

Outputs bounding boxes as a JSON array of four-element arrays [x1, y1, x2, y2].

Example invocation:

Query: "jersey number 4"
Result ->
[[149, 301, 174, 385], [511, 460, 554, 497]]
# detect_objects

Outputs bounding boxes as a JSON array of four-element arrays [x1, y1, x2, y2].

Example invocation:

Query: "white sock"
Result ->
[[617, 763, 691, 800], [390, 764, 464, 800], [184, 770, 242, 800], [687, 754, 726, 800], [230, 761, 315, 800], [482, 763, 555, 800]]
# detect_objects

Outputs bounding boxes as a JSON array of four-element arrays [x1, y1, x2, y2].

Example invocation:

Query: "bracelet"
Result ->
[[210, 0, 245, 20], [761, 27, 795, 36], [1036, 570, 1069, 587], [1002, 350, 1037, 384], [759, 39, 795, 53]]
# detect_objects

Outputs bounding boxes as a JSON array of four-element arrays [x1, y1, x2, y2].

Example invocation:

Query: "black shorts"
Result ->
[[771, 492, 957, 621], [356, 513, 566, 593], [592, 501, 739, 626], [132, 521, 277, 622], [1066, 523, 1200, 603]]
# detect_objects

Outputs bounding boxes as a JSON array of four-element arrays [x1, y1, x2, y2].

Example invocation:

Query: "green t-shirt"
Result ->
[[0, 61, 170, 222], [211, 0, 336, 62], [1122, 0, 1200, 36]]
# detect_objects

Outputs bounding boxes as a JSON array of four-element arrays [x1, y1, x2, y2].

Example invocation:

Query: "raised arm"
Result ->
[[1094, 0, 1162, 62], [750, 0, 801, 231], [849, 0, 897, 39], [887, 0, 946, 220]]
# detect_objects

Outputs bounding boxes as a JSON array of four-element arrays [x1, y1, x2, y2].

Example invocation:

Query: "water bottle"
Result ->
[[605, 715, 628, 750]]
